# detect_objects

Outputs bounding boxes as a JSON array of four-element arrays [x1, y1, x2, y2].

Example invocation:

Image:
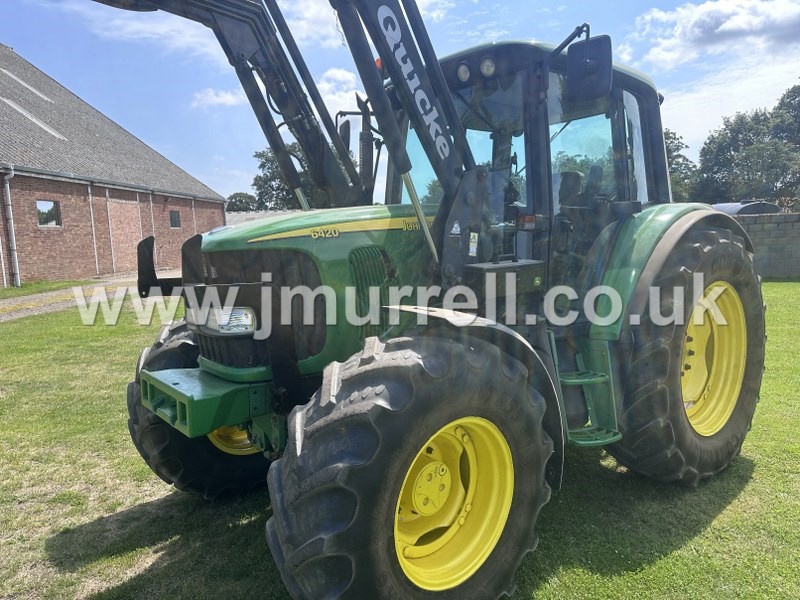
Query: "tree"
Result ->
[[663, 129, 697, 202], [772, 82, 800, 146], [225, 192, 258, 212], [732, 139, 800, 200], [253, 143, 305, 211], [692, 109, 796, 203], [420, 177, 443, 204], [252, 142, 351, 210], [691, 87, 800, 204], [771, 82, 800, 201], [419, 166, 527, 208]]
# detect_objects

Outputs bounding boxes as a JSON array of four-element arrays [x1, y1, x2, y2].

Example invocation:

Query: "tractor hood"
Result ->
[[201, 204, 433, 252]]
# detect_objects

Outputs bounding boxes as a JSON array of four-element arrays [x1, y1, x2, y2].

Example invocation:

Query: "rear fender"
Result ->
[[590, 203, 752, 341], [626, 210, 753, 330], [394, 305, 566, 490]]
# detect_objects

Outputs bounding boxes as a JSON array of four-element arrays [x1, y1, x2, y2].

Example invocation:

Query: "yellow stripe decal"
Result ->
[[247, 216, 434, 243]]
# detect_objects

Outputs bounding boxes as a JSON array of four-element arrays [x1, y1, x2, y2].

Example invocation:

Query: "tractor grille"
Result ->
[[196, 333, 268, 369], [349, 246, 397, 339], [185, 249, 327, 368]]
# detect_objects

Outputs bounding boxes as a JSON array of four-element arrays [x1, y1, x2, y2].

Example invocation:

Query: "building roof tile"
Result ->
[[0, 43, 223, 202]]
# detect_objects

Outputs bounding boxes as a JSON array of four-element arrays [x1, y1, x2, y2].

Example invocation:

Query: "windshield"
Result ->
[[399, 69, 528, 222]]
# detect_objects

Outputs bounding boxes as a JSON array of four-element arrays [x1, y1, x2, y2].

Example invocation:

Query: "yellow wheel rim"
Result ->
[[394, 416, 514, 590], [207, 426, 260, 456], [681, 281, 747, 436]]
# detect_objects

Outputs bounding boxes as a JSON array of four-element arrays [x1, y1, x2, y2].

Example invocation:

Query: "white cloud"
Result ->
[[317, 68, 360, 121], [277, 0, 343, 49], [418, 0, 456, 23], [660, 54, 800, 160], [619, 1, 800, 160], [463, 20, 509, 44], [633, 0, 800, 69], [191, 88, 247, 109], [38, 0, 229, 69], [275, 0, 455, 48], [616, 41, 634, 64], [45, 0, 458, 63]]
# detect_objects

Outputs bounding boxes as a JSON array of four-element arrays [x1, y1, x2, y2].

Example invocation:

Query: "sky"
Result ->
[[3, 0, 800, 198]]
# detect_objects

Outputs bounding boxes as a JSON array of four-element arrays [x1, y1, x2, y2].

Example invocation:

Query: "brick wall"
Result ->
[[734, 213, 800, 279], [0, 174, 224, 283]]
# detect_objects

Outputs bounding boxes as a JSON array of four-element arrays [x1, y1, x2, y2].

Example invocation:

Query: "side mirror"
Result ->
[[566, 35, 612, 103], [339, 120, 352, 152]]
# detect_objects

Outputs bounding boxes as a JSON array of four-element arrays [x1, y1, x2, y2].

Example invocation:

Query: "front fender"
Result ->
[[393, 305, 566, 490]]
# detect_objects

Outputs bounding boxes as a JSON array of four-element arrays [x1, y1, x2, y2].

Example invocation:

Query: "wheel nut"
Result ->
[[403, 547, 412, 557], [459, 517, 466, 526], [684, 364, 691, 370]]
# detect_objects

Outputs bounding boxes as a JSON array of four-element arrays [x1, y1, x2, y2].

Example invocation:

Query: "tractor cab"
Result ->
[[386, 41, 671, 297]]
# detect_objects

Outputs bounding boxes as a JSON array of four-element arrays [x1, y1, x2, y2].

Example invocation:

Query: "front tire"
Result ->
[[128, 321, 268, 500], [266, 335, 552, 599], [609, 227, 765, 485]]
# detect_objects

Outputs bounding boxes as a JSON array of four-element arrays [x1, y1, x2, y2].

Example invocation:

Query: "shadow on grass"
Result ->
[[45, 451, 753, 599], [45, 488, 290, 600], [517, 448, 755, 593]]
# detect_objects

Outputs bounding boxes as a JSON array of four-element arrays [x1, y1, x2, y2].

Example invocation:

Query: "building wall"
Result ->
[[0, 174, 224, 283], [734, 213, 800, 279]]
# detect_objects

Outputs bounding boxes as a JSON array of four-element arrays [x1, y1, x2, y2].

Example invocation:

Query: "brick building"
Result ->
[[0, 43, 225, 287]]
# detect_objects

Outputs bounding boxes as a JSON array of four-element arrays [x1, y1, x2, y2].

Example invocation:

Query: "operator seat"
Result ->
[[556, 170, 584, 209], [584, 164, 603, 195]]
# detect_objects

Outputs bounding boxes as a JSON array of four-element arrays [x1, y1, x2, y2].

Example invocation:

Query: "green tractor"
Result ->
[[98, 0, 764, 597]]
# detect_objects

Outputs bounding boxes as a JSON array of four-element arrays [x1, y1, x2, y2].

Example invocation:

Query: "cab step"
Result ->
[[559, 370, 609, 386], [557, 350, 621, 447], [567, 425, 622, 447]]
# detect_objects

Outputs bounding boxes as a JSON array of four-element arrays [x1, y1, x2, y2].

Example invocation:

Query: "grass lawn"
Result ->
[[0, 280, 96, 300], [0, 283, 798, 599]]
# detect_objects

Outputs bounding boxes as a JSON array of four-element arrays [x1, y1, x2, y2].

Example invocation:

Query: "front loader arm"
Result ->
[[95, 0, 362, 209], [95, 0, 484, 263]]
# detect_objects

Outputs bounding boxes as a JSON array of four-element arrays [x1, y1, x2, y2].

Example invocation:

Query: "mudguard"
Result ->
[[394, 305, 566, 490], [589, 203, 752, 341]]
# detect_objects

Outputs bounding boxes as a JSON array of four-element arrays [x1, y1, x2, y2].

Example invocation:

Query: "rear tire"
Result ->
[[609, 227, 765, 485], [266, 335, 552, 599], [128, 321, 268, 500]]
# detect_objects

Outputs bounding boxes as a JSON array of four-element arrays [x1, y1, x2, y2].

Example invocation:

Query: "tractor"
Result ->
[[94, 0, 764, 598]]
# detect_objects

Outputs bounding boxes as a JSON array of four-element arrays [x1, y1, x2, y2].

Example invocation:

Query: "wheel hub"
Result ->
[[411, 461, 452, 516]]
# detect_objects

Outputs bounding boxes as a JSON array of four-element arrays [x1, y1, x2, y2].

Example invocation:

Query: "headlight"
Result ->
[[187, 306, 256, 335], [480, 57, 496, 78]]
